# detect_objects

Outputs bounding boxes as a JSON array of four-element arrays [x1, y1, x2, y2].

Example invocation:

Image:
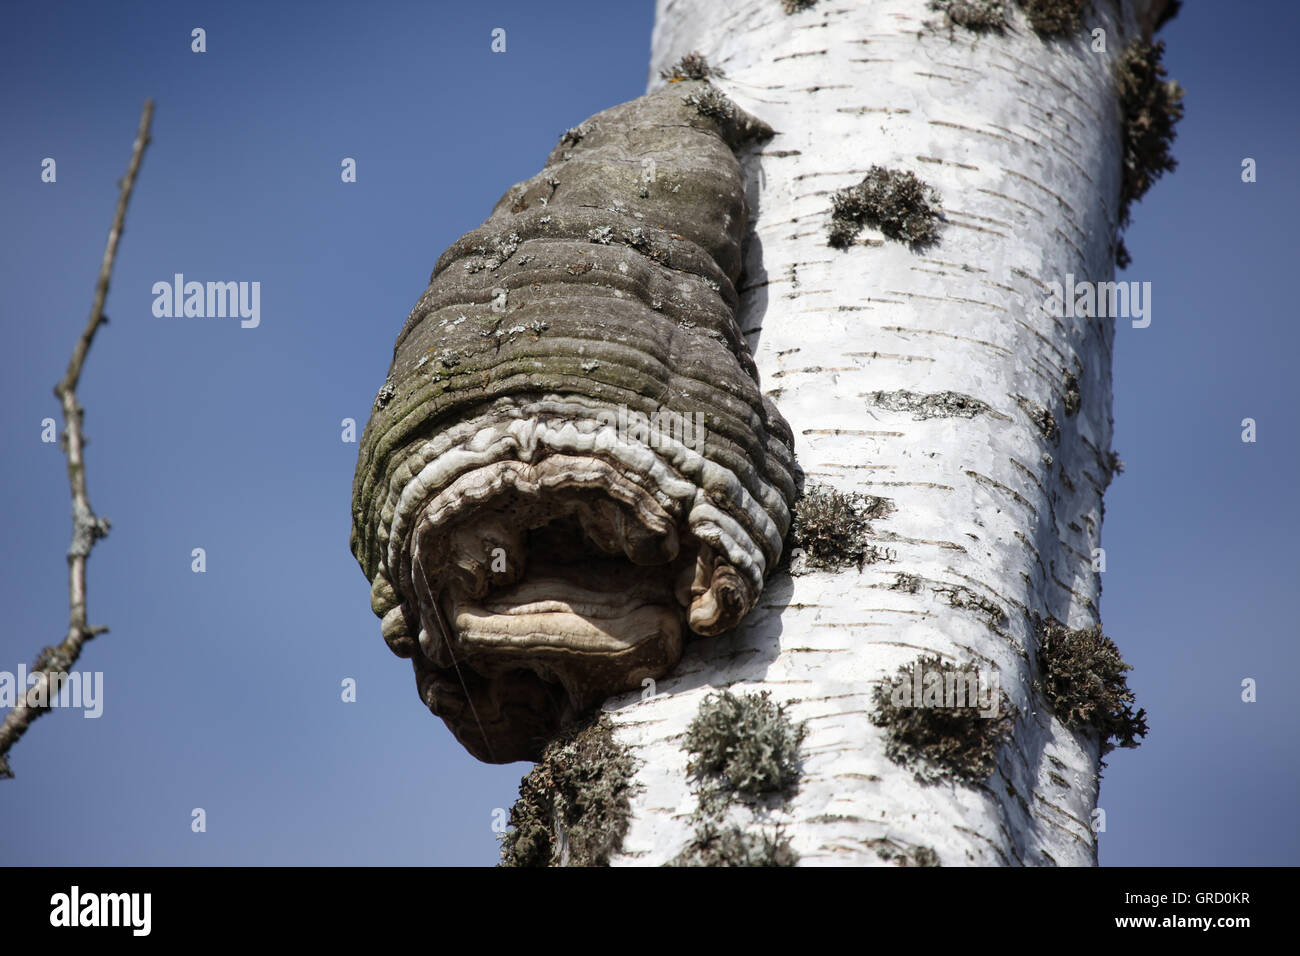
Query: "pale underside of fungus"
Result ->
[[351, 82, 796, 763]]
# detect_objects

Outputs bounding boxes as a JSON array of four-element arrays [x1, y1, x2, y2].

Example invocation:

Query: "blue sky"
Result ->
[[1, 0, 1296, 866]]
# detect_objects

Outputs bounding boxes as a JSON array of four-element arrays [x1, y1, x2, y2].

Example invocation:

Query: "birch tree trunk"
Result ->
[[601, 0, 1161, 867]]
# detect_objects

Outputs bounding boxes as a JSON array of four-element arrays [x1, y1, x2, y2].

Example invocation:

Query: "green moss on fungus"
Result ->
[[660, 51, 721, 82], [828, 166, 942, 248], [682, 85, 735, 122], [1034, 617, 1148, 755], [499, 715, 638, 867], [557, 123, 589, 148], [793, 484, 893, 571], [871, 655, 1016, 785], [1017, 0, 1085, 36], [931, 0, 1007, 32]]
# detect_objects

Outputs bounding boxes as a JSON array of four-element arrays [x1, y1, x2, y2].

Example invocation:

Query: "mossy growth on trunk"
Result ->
[[669, 690, 807, 866], [870, 389, 993, 420], [1014, 394, 1061, 444], [930, 0, 1007, 32], [1063, 370, 1081, 416], [669, 820, 800, 867], [660, 51, 721, 82], [870, 838, 942, 867], [499, 715, 639, 867], [684, 690, 807, 795], [792, 484, 894, 571], [1017, 0, 1085, 36], [1033, 617, 1148, 755], [871, 655, 1017, 785], [828, 166, 942, 248], [891, 572, 923, 594], [1114, 38, 1185, 267]]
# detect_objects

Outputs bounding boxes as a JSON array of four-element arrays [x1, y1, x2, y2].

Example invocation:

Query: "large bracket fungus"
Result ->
[[351, 82, 797, 763]]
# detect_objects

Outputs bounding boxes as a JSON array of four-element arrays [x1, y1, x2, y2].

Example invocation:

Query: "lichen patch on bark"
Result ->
[[827, 166, 942, 248], [791, 484, 894, 572], [1114, 38, 1184, 266], [929, 0, 1008, 33], [1033, 617, 1148, 756], [669, 690, 806, 866], [499, 715, 639, 867], [869, 389, 993, 420], [1017, 0, 1085, 36], [871, 654, 1016, 785]]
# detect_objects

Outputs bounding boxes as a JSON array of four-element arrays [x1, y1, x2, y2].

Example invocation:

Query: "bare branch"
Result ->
[[0, 99, 153, 779]]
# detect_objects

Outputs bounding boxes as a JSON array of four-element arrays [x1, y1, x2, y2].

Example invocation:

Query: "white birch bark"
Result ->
[[603, 0, 1154, 866]]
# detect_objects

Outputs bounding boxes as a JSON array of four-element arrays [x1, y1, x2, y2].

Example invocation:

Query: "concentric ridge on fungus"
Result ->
[[351, 82, 796, 763]]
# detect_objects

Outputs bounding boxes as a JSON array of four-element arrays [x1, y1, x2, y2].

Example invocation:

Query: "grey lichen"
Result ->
[[1115, 39, 1185, 267], [1033, 617, 1148, 755], [671, 689, 806, 867], [1016, 0, 1085, 36], [669, 820, 798, 867], [870, 389, 991, 420], [792, 484, 893, 571], [871, 655, 1016, 785], [934, 584, 1008, 627], [871, 838, 942, 867], [828, 166, 942, 248], [891, 572, 923, 593], [781, 0, 817, 13], [660, 51, 722, 82], [1063, 371, 1081, 416], [1014, 394, 1060, 443], [910, 845, 941, 867], [1105, 450, 1125, 485], [558, 123, 589, 148], [499, 715, 639, 867], [684, 690, 807, 796], [930, 0, 1006, 32]]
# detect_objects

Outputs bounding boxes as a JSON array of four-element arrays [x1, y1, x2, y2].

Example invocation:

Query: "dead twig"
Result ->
[[0, 99, 153, 779]]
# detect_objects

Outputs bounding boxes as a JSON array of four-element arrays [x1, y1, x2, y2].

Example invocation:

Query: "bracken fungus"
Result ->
[[351, 83, 796, 762]]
